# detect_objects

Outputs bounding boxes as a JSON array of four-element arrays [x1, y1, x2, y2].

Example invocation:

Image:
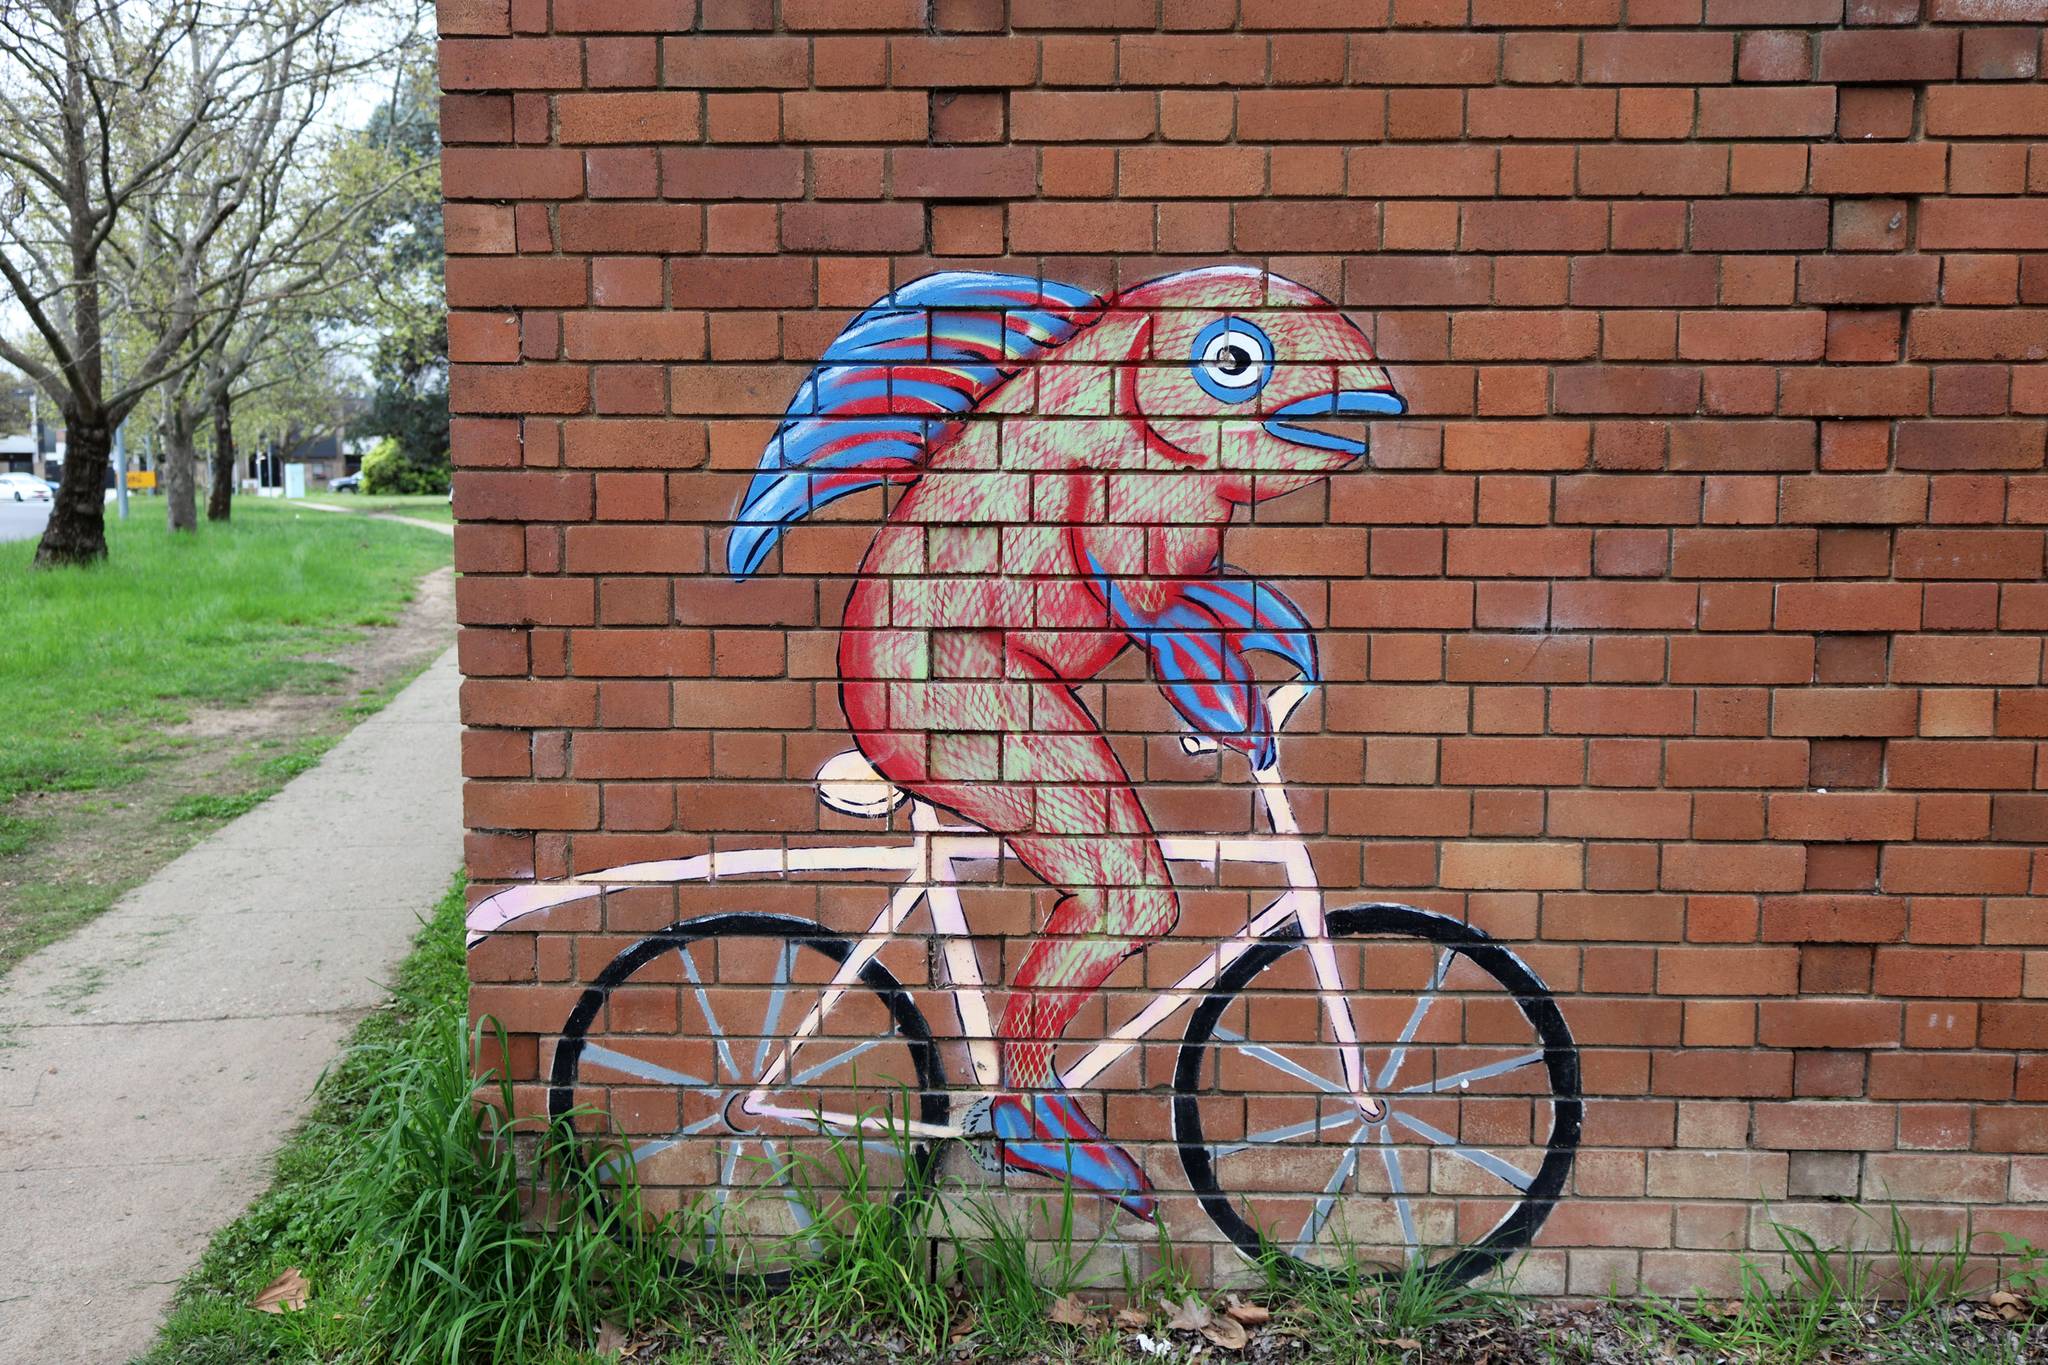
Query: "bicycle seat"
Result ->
[[816, 748, 908, 818]]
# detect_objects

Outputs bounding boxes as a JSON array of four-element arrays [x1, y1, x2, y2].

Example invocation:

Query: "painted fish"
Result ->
[[730, 266, 1403, 1213]]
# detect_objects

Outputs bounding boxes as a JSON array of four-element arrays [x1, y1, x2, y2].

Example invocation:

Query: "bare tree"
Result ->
[[0, 0, 362, 564], [123, 4, 422, 530]]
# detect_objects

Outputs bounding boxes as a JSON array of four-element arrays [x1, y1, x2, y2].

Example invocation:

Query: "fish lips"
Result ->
[[1262, 390, 1407, 459]]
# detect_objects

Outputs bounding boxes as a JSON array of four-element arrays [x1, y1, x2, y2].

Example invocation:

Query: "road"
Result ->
[[0, 497, 51, 544]]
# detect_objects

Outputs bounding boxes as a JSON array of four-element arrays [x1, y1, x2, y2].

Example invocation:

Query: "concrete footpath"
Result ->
[[0, 646, 464, 1364]]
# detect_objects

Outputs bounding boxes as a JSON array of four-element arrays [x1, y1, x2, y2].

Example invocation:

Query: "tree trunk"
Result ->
[[163, 403, 199, 532], [34, 412, 111, 566], [207, 391, 235, 522]]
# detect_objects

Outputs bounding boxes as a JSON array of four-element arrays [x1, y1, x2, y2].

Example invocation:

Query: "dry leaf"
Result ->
[[1115, 1307, 1151, 1330], [1987, 1290, 2024, 1322], [1223, 1296, 1271, 1326], [1375, 1338, 1423, 1352], [593, 1320, 628, 1356], [950, 1309, 978, 1342], [1201, 1314, 1250, 1351], [250, 1268, 310, 1315], [1048, 1294, 1090, 1327], [1163, 1294, 1213, 1333]]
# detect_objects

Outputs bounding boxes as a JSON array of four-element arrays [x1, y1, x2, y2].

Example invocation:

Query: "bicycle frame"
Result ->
[[464, 682, 1386, 1147]]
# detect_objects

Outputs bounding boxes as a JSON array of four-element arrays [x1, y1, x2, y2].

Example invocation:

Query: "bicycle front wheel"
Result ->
[[1174, 903, 1580, 1286]]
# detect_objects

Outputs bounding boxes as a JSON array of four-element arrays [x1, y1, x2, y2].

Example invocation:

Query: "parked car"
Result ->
[[0, 473, 53, 502], [329, 472, 362, 492]]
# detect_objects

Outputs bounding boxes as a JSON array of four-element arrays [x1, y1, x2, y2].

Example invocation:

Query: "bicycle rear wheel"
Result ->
[[550, 912, 947, 1283], [1174, 903, 1579, 1286]]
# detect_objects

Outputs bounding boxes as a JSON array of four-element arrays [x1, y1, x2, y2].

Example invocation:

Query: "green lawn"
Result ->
[[0, 501, 451, 968], [299, 491, 455, 523]]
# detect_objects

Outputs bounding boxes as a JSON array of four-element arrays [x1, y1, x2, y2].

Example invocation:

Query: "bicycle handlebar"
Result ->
[[1177, 680, 1316, 767]]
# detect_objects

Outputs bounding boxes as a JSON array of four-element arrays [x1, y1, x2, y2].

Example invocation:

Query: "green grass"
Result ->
[[300, 492, 455, 523], [0, 500, 448, 808]]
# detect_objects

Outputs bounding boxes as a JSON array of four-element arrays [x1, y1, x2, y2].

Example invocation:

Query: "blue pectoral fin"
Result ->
[[1140, 627, 1273, 767]]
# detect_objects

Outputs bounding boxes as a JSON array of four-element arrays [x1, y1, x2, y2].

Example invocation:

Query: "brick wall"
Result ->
[[441, 0, 2048, 1293]]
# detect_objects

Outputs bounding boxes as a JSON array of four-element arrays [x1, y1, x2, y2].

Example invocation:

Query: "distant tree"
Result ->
[[0, 371, 32, 433], [345, 56, 447, 493], [0, 0, 368, 564], [119, 3, 423, 531]]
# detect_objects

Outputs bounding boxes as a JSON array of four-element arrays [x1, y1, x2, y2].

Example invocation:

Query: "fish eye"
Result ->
[[1190, 317, 1274, 404]]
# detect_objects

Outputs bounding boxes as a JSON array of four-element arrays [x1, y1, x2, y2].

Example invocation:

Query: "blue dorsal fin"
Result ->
[[726, 272, 1102, 579]]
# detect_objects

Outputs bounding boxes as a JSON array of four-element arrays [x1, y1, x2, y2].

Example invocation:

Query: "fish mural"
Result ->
[[728, 266, 1405, 1213]]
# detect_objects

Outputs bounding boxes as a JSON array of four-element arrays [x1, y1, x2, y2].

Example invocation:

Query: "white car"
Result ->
[[0, 473, 53, 502]]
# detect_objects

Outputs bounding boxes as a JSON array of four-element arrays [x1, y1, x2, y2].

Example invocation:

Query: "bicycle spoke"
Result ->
[[759, 1138, 817, 1235], [595, 1101, 734, 1181], [678, 946, 743, 1083], [1398, 1049, 1544, 1096], [789, 1035, 888, 1087], [1294, 1134, 1362, 1254], [582, 1043, 708, 1090], [1390, 1109, 1535, 1192], [1217, 1108, 1364, 1157], [1377, 1129, 1420, 1261], [1375, 947, 1452, 1091], [752, 940, 796, 1076], [1213, 1027, 1346, 1095], [597, 1137, 677, 1180]]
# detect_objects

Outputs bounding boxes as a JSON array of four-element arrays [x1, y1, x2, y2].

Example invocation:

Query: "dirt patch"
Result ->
[[0, 565, 455, 977]]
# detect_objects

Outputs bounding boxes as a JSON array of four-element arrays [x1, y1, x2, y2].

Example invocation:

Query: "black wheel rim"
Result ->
[[1174, 903, 1581, 1288]]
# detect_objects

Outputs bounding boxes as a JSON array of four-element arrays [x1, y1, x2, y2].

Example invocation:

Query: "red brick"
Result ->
[[895, 146, 1038, 199], [557, 92, 703, 144], [1816, 29, 1960, 83], [662, 35, 808, 87], [1238, 90, 1387, 142], [441, 147, 584, 199], [1012, 91, 1159, 141], [1921, 200, 2048, 251], [1352, 32, 1501, 84], [1583, 32, 1735, 85], [781, 91, 927, 142], [781, 202, 925, 252], [439, 37, 582, 89], [1468, 88, 1617, 140], [1692, 199, 1829, 252], [1572, 256, 1720, 308]]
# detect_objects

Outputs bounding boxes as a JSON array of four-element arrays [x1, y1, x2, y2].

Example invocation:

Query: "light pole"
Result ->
[[113, 418, 129, 521]]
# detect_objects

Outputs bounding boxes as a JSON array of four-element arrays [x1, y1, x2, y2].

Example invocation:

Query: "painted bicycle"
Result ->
[[466, 681, 1582, 1287]]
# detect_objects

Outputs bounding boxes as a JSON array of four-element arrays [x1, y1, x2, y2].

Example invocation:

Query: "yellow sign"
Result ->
[[126, 469, 156, 491]]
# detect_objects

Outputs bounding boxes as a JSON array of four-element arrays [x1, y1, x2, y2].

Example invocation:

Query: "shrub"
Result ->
[[359, 437, 450, 496]]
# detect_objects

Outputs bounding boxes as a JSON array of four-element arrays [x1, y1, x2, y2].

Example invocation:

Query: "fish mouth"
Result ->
[[1263, 390, 1407, 458]]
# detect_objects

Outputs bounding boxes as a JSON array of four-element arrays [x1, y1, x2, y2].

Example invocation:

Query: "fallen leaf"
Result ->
[[1048, 1294, 1089, 1327], [1223, 1296, 1271, 1326], [1116, 1307, 1151, 1330], [593, 1321, 628, 1356], [1163, 1294, 1213, 1332], [250, 1268, 310, 1315], [1987, 1290, 2024, 1322], [1375, 1338, 1423, 1353], [1201, 1314, 1250, 1351], [949, 1309, 978, 1342]]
